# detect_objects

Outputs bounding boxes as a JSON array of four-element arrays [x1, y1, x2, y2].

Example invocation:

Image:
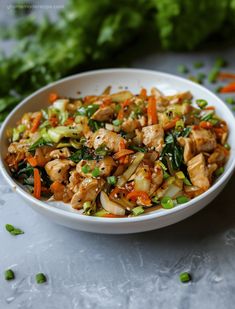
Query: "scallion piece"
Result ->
[[177, 64, 189, 74], [107, 176, 117, 185], [215, 57, 227, 68], [179, 272, 191, 283], [92, 167, 100, 177], [82, 164, 90, 174], [208, 68, 219, 83], [35, 273, 47, 284], [209, 118, 219, 126], [177, 196, 189, 204], [225, 97, 235, 105], [152, 196, 160, 204], [5, 224, 24, 236], [163, 171, 170, 179], [201, 112, 214, 121], [161, 196, 174, 209], [132, 206, 144, 216], [176, 171, 185, 180], [193, 61, 204, 69], [224, 143, 230, 150], [196, 99, 208, 109], [5, 269, 15, 281], [112, 119, 122, 126], [215, 166, 224, 177], [183, 178, 192, 186]]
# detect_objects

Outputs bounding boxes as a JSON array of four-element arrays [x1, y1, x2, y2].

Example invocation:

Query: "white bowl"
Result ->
[[0, 69, 235, 234]]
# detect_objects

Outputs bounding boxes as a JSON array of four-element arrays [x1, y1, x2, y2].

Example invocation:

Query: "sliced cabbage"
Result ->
[[48, 125, 83, 143], [52, 99, 69, 112], [100, 191, 125, 216]]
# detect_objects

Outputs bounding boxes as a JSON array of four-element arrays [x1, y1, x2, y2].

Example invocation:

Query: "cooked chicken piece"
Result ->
[[68, 170, 83, 193], [8, 140, 30, 153], [178, 137, 195, 163], [138, 116, 147, 127], [91, 106, 114, 122], [208, 145, 227, 166], [35, 146, 54, 167], [91, 128, 126, 152], [207, 163, 218, 181], [187, 153, 210, 191], [149, 164, 164, 195], [45, 159, 72, 182], [49, 147, 71, 159], [133, 164, 151, 192], [71, 178, 105, 209], [76, 156, 116, 178], [142, 124, 164, 152], [121, 119, 140, 133], [190, 128, 216, 153], [166, 91, 192, 105]]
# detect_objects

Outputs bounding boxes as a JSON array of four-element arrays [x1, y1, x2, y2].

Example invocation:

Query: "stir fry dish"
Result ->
[[5, 87, 230, 218]]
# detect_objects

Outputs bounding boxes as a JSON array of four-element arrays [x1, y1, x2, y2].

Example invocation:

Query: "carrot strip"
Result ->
[[163, 116, 180, 131], [126, 190, 151, 206], [200, 121, 213, 129], [50, 181, 64, 192], [49, 115, 58, 127], [204, 106, 215, 110], [27, 155, 38, 167], [219, 82, 235, 93], [49, 92, 58, 103], [64, 117, 74, 126], [140, 88, 147, 99], [103, 213, 125, 218], [218, 72, 235, 80], [31, 112, 42, 133], [33, 168, 41, 199], [113, 149, 134, 160], [147, 97, 157, 125]]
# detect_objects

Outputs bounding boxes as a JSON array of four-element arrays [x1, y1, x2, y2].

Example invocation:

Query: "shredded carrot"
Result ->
[[50, 181, 64, 192], [49, 92, 59, 103], [102, 213, 125, 218], [109, 187, 122, 200], [163, 116, 180, 131], [140, 88, 147, 99], [27, 155, 38, 167], [204, 106, 215, 110], [33, 168, 41, 199], [126, 190, 151, 206], [147, 96, 157, 125], [219, 82, 235, 93], [218, 72, 235, 80], [118, 140, 126, 151], [64, 117, 74, 126], [31, 112, 42, 133], [113, 149, 134, 160], [49, 115, 58, 127], [117, 99, 131, 120], [200, 121, 213, 129]]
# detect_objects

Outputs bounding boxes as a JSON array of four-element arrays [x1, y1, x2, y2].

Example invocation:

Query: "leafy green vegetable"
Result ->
[[69, 147, 94, 163], [5, 224, 24, 236], [29, 137, 53, 152]]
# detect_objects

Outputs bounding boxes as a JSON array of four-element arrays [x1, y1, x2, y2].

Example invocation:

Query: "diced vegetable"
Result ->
[[35, 273, 47, 284], [179, 272, 191, 283], [48, 125, 82, 143], [100, 191, 125, 216], [52, 99, 68, 112], [132, 206, 144, 216], [177, 195, 189, 204], [161, 196, 174, 209], [110, 91, 133, 103], [107, 176, 117, 185], [215, 166, 224, 177], [196, 99, 208, 109], [5, 269, 15, 281], [12, 124, 26, 142]]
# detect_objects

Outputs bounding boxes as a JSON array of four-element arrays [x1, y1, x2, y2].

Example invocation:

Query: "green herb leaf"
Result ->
[[5, 224, 24, 236]]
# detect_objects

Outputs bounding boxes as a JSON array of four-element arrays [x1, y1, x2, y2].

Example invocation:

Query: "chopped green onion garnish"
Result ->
[[82, 164, 90, 174], [201, 112, 214, 121], [179, 272, 191, 283], [35, 273, 47, 284], [175, 119, 184, 130], [161, 196, 174, 209], [92, 167, 100, 177], [5, 269, 15, 281], [5, 224, 24, 236], [177, 64, 189, 74], [208, 68, 219, 83], [183, 178, 192, 186], [188, 76, 201, 84], [129, 145, 147, 153], [107, 176, 117, 185], [152, 196, 160, 204], [225, 97, 235, 105], [224, 143, 230, 150], [215, 57, 227, 68], [215, 86, 222, 93], [112, 119, 123, 126], [209, 118, 219, 126], [95, 146, 108, 156], [196, 99, 208, 109], [114, 104, 121, 113], [197, 72, 206, 81], [215, 166, 224, 177], [163, 171, 170, 179], [193, 61, 204, 69], [177, 196, 189, 204], [176, 171, 185, 180], [158, 161, 167, 171], [132, 206, 144, 216]]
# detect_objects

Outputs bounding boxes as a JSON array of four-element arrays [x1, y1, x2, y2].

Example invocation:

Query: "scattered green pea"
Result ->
[[177, 196, 190, 204], [180, 272, 191, 283]]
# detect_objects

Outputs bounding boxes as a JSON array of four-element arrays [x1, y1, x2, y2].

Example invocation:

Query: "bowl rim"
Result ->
[[1, 68, 235, 224]]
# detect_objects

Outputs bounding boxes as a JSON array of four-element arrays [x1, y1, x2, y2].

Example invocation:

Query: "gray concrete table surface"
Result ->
[[1, 3, 235, 309]]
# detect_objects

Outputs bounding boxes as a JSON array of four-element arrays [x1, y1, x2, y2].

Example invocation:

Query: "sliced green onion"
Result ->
[[114, 104, 121, 113], [209, 118, 219, 126], [5, 269, 15, 281], [35, 273, 47, 284], [215, 57, 227, 68], [224, 143, 230, 150], [5, 224, 24, 236], [82, 164, 90, 174], [201, 112, 214, 121], [225, 97, 235, 105], [132, 206, 144, 216], [158, 161, 167, 171], [177, 64, 189, 74], [112, 119, 122, 126], [183, 178, 192, 186], [175, 119, 184, 130], [163, 171, 170, 179], [193, 61, 204, 69], [95, 146, 108, 156], [152, 196, 160, 204], [179, 272, 191, 283], [176, 171, 185, 180], [129, 145, 147, 153], [107, 176, 117, 185], [196, 99, 208, 109], [215, 166, 224, 177], [92, 167, 100, 177], [161, 196, 174, 209], [177, 196, 189, 204], [208, 68, 219, 83]]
